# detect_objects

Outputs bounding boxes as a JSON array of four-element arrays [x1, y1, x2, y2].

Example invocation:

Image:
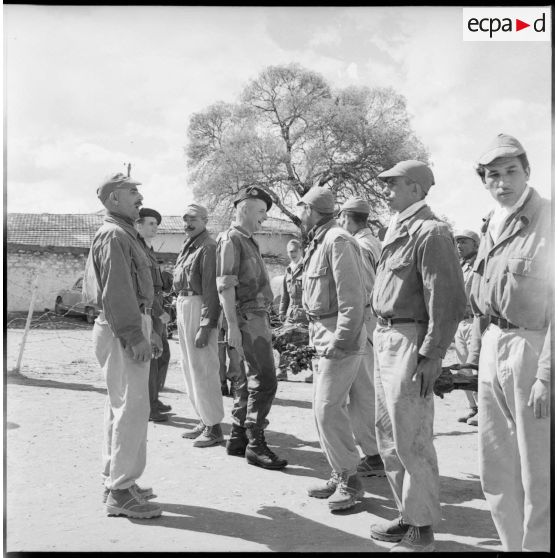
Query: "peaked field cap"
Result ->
[[296, 187, 336, 213], [339, 197, 370, 215], [139, 207, 162, 225], [97, 172, 141, 202], [477, 133, 526, 166], [378, 160, 435, 194], [183, 203, 208, 219], [454, 229, 480, 244], [233, 186, 273, 211]]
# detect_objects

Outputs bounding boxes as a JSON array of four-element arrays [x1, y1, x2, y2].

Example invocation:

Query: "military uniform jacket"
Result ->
[[279, 260, 307, 323], [354, 227, 382, 302], [82, 212, 154, 348], [302, 219, 367, 352], [372, 204, 466, 360], [138, 238, 166, 336], [468, 188, 552, 381]]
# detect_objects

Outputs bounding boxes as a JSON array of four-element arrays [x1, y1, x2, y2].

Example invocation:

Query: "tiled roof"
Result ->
[[7, 213, 298, 249]]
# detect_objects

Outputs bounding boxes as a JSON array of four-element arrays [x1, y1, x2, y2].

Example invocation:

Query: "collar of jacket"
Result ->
[[105, 212, 142, 240], [480, 187, 540, 234], [307, 217, 336, 243], [354, 227, 373, 240], [461, 252, 477, 266], [186, 228, 210, 249], [231, 223, 253, 238], [383, 204, 435, 246]]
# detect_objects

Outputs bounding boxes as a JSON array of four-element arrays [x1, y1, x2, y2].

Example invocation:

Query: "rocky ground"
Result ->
[[5, 322, 502, 552]]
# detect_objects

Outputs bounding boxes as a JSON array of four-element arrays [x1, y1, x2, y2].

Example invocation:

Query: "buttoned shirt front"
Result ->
[[173, 229, 220, 328], [82, 212, 154, 348], [372, 204, 466, 360]]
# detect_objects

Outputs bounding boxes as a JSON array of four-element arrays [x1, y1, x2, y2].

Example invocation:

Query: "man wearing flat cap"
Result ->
[[468, 134, 551, 551], [452, 229, 480, 427], [337, 197, 384, 479], [173, 203, 224, 447], [298, 187, 368, 512], [216, 186, 288, 470], [136, 208, 172, 423], [82, 172, 162, 519], [369, 161, 466, 551]]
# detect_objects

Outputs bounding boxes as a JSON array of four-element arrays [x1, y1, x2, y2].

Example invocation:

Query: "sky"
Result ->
[[4, 5, 553, 231]]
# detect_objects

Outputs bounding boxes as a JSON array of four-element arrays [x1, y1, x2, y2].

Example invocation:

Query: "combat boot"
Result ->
[[245, 427, 288, 470], [307, 471, 340, 498], [328, 472, 363, 511], [226, 424, 248, 456]]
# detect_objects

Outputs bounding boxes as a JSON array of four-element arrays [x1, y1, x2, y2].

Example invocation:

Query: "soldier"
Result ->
[[468, 134, 551, 551], [82, 172, 162, 519], [369, 161, 466, 551], [297, 187, 368, 512], [135, 207, 172, 422], [173, 203, 225, 447], [453, 229, 480, 427], [337, 197, 385, 478]]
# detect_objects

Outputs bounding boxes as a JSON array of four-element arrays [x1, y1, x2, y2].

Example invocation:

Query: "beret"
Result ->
[[233, 187, 273, 211], [139, 207, 162, 225]]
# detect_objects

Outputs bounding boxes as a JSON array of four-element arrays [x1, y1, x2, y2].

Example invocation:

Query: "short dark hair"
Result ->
[[475, 153, 530, 183], [343, 211, 368, 227]]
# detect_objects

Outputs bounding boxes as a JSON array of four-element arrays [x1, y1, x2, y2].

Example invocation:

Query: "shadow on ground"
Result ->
[[7, 372, 107, 395]]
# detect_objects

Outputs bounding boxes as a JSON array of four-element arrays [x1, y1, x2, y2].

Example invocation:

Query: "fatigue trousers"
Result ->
[[348, 308, 378, 456], [177, 295, 224, 427], [454, 318, 478, 409], [229, 310, 277, 430], [478, 324, 550, 551], [374, 323, 440, 527], [94, 312, 151, 491], [310, 315, 366, 475], [148, 329, 170, 411]]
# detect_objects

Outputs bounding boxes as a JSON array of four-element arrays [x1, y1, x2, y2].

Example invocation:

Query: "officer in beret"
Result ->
[[298, 187, 368, 512], [135, 208, 171, 423], [216, 186, 288, 469], [453, 229, 480, 427], [468, 134, 551, 551], [82, 172, 162, 519], [337, 197, 384, 478], [370, 161, 466, 551], [173, 203, 224, 447]]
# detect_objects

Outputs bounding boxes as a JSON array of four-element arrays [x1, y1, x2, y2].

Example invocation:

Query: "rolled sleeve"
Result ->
[[199, 243, 220, 328]]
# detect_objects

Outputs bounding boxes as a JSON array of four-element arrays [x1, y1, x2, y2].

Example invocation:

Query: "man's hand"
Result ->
[[126, 338, 152, 362], [151, 331, 163, 358], [194, 326, 211, 348], [323, 344, 347, 360], [527, 378, 549, 419], [412, 356, 442, 397], [159, 311, 171, 325], [226, 323, 245, 359]]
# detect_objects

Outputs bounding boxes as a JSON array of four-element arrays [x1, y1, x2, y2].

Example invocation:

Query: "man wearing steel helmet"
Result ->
[[369, 160, 466, 551], [82, 172, 162, 519], [468, 134, 551, 551]]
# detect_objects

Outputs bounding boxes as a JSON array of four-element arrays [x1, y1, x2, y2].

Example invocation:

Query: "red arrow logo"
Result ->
[[516, 19, 530, 31]]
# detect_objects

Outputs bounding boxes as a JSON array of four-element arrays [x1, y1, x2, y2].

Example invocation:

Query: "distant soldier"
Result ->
[[216, 187, 288, 470], [453, 229, 480, 426], [173, 203, 225, 447], [370, 161, 466, 551], [337, 197, 385, 478], [469, 134, 551, 551], [82, 172, 162, 519], [298, 187, 368, 512]]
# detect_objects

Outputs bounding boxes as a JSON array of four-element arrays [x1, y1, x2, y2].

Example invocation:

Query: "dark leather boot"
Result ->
[[226, 424, 248, 456], [245, 427, 288, 470]]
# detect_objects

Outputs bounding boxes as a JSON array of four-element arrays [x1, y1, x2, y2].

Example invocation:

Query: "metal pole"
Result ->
[[13, 274, 39, 374]]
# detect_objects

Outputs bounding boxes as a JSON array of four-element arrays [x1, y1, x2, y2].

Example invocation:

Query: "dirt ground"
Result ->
[[5, 323, 502, 553]]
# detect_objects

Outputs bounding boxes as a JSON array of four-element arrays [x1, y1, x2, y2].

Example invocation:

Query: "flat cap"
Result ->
[[378, 160, 435, 194], [477, 133, 526, 166], [97, 172, 141, 203], [183, 203, 209, 220], [296, 187, 336, 214], [339, 196, 370, 215], [139, 207, 162, 225], [454, 229, 480, 244], [233, 186, 273, 211]]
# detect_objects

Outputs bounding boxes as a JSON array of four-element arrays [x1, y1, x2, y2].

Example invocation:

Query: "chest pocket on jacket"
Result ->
[[131, 254, 152, 299], [304, 266, 330, 314]]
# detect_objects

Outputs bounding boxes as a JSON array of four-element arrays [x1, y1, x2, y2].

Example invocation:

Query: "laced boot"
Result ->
[[390, 525, 435, 552], [307, 471, 340, 498], [245, 427, 288, 470], [226, 424, 248, 456], [328, 471, 364, 511]]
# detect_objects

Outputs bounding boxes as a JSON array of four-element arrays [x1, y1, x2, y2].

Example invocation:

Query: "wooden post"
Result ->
[[12, 274, 39, 374]]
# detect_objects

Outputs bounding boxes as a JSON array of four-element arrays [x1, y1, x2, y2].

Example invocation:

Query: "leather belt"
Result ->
[[489, 315, 519, 330], [178, 289, 196, 296], [307, 311, 338, 322], [377, 316, 427, 327]]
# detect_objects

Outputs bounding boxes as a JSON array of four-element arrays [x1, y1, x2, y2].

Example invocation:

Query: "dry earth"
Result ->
[[5, 322, 502, 553]]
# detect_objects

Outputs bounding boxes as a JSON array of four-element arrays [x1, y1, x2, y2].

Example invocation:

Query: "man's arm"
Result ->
[[199, 243, 220, 329], [279, 274, 290, 319]]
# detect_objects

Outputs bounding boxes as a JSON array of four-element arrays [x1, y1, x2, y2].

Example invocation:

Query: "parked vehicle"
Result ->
[[54, 277, 100, 324]]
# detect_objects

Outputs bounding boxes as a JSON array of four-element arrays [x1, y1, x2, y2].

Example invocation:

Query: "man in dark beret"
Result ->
[[216, 186, 288, 470]]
